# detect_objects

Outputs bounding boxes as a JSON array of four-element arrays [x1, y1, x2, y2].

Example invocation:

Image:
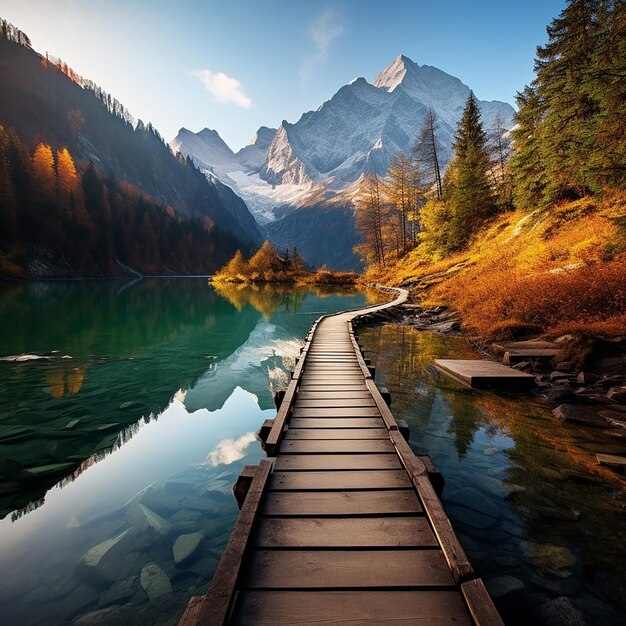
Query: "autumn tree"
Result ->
[[221, 249, 248, 279], [354, 172, 389, 267], [247, 240, 283, 279], [32, 143, 56, 205]]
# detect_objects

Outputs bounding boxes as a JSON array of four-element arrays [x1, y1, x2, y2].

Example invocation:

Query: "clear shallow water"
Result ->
[[0, 279, 375, 625], [358, 324, 626, 626]]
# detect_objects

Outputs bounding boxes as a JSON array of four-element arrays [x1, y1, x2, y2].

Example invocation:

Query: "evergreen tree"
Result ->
[[534, 0, 600, 202], [290, 247, 305, 271], [585, 0, 626, 190], [443, 92, 494, 250], [510, 86, 549, 210]]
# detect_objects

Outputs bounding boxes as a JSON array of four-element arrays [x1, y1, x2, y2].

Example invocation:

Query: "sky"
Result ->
[[1, 0, 566, 150]]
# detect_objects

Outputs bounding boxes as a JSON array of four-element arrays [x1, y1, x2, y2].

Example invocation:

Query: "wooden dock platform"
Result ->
[[180, 287, 503, 626], [435, 358, 535, 390]]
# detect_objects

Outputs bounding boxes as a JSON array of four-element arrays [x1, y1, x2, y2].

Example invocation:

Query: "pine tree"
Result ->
[[290, 247, 305, 271], [0, 126, 17, 241], [534, 0, 601, 202], [443, 92, 494, 250], [585, 0, 626, 190], [510, 86, 549, 210]]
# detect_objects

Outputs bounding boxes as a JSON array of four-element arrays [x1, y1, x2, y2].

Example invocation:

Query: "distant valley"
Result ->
[[172, 55, 515, 269]]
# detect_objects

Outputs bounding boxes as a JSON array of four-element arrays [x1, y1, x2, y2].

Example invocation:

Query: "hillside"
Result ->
[[365, 192, 626, 340], [0, 26, 262, 277]]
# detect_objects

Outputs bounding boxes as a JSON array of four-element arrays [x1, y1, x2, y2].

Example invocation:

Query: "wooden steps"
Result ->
[[179, 287, 503, 626]]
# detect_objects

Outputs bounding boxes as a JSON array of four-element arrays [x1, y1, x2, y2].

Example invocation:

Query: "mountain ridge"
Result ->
[[172, 54, 516, 269]]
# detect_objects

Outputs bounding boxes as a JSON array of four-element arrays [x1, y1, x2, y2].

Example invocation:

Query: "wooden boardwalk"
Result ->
[[180, 287, 503, 626]]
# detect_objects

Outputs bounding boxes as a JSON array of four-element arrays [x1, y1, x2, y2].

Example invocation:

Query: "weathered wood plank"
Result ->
[[253, 516, 437, 548], [434, 358, 535, 390], [269, 469, 412, 490], [178, 460, 272, 626], [231, 590, 472, 625], [461, 578, 505, 626], [279, 439, 394, 453], [297, 391, 374, 400], [294, 398, 376, 408], [262, 489, 422, 516], [274, 453, 402, 471], [243, 549, 453, 588], [275, 454, 402, 472], [292, 407, 381, 417], [289, 418, 385, 429], [284, 428, 388, 440], [300, 380, 369, 393], [389, 430, 473, 585]]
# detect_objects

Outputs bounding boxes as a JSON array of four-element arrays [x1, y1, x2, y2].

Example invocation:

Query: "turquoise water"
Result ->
[[0, 279, 374, 625], [358, 324, 626, 626]]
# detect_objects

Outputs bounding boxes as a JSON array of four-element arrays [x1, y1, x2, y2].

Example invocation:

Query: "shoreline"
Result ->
[[355, 300, 626, 445]]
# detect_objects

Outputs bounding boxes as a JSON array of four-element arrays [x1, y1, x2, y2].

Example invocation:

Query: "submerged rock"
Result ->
[[445, 488, 500, 519], [128, 503, 172, 536], [553, 404, 612, 427], [173, 532, 204, 565], [139, 563, 172, 601], [98, 576, 137, 607], [486, 575, 525, 600], [523, 542, 576, 571], [536, 596, 586, 626], [79, 529, 133, 582]]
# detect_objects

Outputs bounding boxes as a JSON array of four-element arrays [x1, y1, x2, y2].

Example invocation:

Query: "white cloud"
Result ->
[[300, 7, 345, 88], [205, 432, 256, 467], [311, 8, 345, 54], [192, 69, 252, 108]]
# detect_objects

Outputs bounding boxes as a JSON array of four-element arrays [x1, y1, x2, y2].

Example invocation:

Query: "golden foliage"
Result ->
[[366, 191, 626, 338]]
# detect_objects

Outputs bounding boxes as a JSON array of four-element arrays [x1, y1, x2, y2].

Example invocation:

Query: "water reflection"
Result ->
[[0, 279, 370, 624], [358, 324, 626, 625]]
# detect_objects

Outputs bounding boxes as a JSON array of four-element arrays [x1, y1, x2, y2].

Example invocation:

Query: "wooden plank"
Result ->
[[279, 439, 395, 453], [294, 398, 376, 408], [292, 407, 381, 417], [178, 460, 272, 626], [243, 549, 454, 589], [262, 489, 422, 516], [253, 516, 437, 548], [274, 453, 402, 471], [269, 470, 412, 490], [284, 428, 388, 440], [297, 391, 374, 399], [231, 590, 472, 625], [461, 579, 505, 626], [299, 384, 368, 391], [265, 377, 299, 456], [365, 378, 400, 432], [434, 358, 535, 390], [289, 418, 385, 429], [596, 453, 626, 468], [389, 430, 473, 585]]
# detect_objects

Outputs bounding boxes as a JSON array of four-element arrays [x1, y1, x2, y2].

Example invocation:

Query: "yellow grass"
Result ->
[[365, 191, 626, 338]]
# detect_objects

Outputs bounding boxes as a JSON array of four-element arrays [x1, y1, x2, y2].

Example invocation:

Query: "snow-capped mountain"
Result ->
[[171, 54, 516, 268]]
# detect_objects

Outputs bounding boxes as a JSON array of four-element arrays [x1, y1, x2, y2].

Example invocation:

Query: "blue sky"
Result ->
[[2, 0, 565, 150]]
